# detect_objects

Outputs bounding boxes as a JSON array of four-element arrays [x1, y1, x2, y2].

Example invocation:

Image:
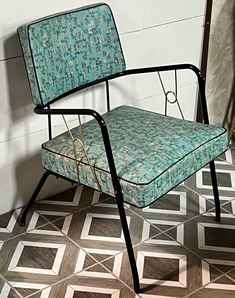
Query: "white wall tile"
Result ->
[[142, 0, 206, 28], [0, 0, 143, 60], [0, 129, 71, 213], [121, 16, 205, 68]]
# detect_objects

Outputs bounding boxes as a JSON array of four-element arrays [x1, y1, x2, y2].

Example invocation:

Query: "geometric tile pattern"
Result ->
[[137, 251, 187, 287], [8, 241, 66, 275], [0, 150, 235, 297]]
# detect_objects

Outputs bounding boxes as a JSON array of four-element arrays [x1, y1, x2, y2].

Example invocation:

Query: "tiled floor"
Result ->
[[0, 147, 235, 297]]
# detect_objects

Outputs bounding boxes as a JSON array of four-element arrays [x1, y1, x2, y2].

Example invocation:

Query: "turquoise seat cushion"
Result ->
[[41, 105, 228, 208], [17, 3, 125, 106]]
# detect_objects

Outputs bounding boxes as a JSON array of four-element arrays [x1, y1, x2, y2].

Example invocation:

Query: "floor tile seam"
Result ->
[[0, 273, 23, 298]]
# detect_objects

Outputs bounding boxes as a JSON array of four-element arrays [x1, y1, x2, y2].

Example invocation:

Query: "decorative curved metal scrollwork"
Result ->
[[157, 70, 184, 119], [62, 115, 102, 192]]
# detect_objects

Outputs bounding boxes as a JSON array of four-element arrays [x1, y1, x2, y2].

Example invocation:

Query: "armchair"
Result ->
[[17, 3, 228, 293]]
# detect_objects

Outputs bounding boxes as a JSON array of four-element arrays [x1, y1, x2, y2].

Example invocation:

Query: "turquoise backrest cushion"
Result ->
[[18, 3, 126, 106]]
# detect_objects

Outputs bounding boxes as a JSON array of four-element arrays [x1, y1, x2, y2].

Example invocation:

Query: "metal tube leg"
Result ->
[[115, 193, 140, 293], [19, 171, 50, 226], [209, 161, 221, 222]]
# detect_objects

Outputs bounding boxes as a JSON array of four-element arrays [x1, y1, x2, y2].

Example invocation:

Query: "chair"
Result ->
[[17, 3, 228, 293]]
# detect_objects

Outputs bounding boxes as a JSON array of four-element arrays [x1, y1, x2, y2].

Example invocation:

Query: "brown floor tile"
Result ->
[[0, 223, 97, 297], [29, 264, 137, 298], [188, 274, 235, 297], [33, 185, 108, 222], [0, 208, 48, 242], [50, 201, 161, 264], [131, 186, 205, 234], [165, 213, 235, 275], [184, 161, 235, 200], [100, 233, 210, 297]]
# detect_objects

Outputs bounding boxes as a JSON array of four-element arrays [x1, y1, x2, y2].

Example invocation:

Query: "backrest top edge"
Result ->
[[18, 2, 109, 29]]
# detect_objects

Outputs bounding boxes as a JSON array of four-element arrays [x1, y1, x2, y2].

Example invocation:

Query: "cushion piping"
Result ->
[[42, 127, 227, 186]]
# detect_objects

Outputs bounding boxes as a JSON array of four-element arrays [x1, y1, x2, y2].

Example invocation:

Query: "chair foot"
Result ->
[[18, 171, 50, 226], [209, 160, 221, 222]]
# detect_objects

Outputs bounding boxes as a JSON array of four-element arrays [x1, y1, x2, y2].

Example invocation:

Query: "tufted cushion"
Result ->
[[41, 105, 228, 207], [17, 3, 125, 106]]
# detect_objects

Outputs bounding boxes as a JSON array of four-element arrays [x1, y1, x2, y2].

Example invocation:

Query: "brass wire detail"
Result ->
[[157, 70, 184, 119], [62, 115, 102, 192]]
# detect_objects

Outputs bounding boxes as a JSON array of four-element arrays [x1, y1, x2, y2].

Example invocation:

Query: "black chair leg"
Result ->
[[209, 160, 221, 222], [19, 171, 51, 226], [115, 193, 140, 293]]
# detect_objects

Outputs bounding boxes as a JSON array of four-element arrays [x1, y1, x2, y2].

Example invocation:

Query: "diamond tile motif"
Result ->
[[0, 208, 48, 241], [199, 195, 235, 218], [37, 186, 82, 206], [27, 211, 72, 236], [9, 282, 51, 297], [76, 248, 123, 278], [45, 264, 136, 297], [196, 168, 235, 191], [142, 191, 187, 216], [80, 213, 130, 243], [142, 220, 184, 245], [137, 251, 187, 287], [8, 241, 66, 275], [0, 209, 21, 233], [33, 185, 107, 218], [198, 222, 235, 253]]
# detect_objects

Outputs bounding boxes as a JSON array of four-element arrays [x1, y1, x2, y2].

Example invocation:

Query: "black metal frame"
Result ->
[[19, 63, 221, 293]]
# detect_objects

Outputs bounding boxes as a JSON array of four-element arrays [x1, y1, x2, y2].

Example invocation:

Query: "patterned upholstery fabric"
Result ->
[[42, 105, 228, 208], [17, 4, 125, 106]]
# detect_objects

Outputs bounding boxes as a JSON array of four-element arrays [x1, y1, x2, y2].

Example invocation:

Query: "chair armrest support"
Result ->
[[34, 106, 122, 198], [122, 64, 208, 124]]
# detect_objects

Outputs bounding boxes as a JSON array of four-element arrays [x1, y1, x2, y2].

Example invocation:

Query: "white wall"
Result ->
[[0, 0, 206, 215]]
